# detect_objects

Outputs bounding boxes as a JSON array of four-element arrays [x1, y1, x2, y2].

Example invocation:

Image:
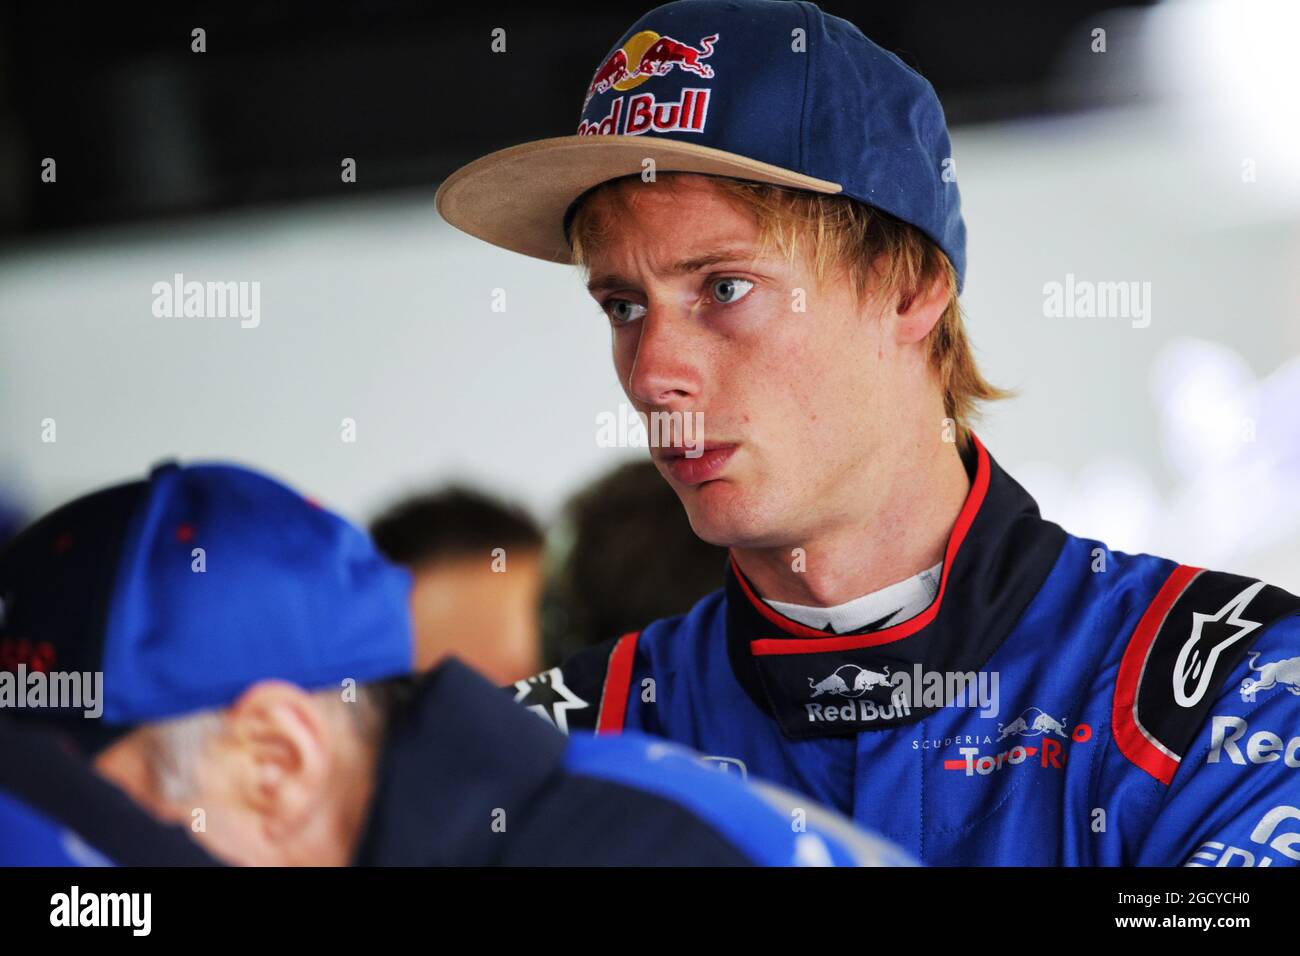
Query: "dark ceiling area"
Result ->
[[0, 1, 1156, 241]]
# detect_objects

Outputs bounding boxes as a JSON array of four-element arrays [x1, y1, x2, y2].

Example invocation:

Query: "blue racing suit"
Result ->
[[513, 435, 1300, 865]]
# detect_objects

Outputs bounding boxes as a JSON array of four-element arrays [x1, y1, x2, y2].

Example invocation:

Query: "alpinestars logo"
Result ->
[[1174, 581, 1267, 707], [513, 667, 588, 734], [1240, 652, 1300, 702], [946, 705, 1093, 777]]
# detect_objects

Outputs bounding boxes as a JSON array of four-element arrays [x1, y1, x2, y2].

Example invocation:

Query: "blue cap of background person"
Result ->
[[436, 0, 966, 290], [0, 463, 414, 752]]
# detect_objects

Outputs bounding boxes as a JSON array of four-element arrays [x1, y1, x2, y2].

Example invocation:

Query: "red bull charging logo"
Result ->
[[578, 30, 719, 137]]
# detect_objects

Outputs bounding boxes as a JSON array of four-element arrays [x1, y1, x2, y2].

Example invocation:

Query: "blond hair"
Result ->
[[569, 173, 1011, 445]]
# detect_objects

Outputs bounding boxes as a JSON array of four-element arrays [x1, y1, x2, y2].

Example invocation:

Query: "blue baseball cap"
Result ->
[[436, 0, 967, 290], [0, 463, 415, 752]]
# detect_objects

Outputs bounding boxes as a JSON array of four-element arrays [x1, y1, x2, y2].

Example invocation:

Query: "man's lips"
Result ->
[[657, 444, 737, 485]]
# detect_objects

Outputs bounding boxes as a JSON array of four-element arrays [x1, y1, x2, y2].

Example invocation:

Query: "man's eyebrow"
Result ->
[[585, 247, 762, 295]]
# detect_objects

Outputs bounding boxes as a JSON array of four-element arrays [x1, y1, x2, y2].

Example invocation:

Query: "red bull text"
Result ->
[[578, 88, 711, 136]]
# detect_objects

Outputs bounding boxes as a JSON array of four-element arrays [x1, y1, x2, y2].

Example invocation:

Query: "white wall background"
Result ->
[[3, 25, 1298, 588]]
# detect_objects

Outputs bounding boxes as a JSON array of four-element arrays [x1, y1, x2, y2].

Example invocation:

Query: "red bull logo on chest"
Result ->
[[804, 664, 912, 724], [578, 30, 718, 136]]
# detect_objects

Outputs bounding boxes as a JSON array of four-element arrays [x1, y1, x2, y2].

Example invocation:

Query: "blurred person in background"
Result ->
[[0, 463, 418, 867], [371, 486, 543, 683], [544, 460, 726, 667], [0, 462, 905, 867]]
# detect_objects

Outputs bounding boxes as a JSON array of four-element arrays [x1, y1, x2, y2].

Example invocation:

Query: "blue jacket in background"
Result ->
[[356, 659, 912, 866]]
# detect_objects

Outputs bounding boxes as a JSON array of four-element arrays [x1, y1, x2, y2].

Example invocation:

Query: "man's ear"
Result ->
[[221, 680, 333, 840], [893, 273, 951, 346]]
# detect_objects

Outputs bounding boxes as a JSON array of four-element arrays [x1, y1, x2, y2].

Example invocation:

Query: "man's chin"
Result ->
[[679, 481, 774, 549]]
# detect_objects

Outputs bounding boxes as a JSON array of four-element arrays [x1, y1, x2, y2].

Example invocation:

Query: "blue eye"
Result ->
[[712, 277, 754, 304], [605, 299, 647, 326]]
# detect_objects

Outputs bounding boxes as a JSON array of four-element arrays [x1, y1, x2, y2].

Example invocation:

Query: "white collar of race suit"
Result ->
[[765, 562, 942, 635]]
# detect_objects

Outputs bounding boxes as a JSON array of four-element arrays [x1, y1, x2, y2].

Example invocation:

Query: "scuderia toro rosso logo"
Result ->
[[946, 706, 1093, 778], [578, 30, 718, 136]]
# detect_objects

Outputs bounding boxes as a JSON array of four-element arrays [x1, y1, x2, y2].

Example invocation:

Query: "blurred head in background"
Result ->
[[94, 675, 415, 867], [544, 460, 727, 665], [371, 486, 544, 683], [0, 463, 418, 867]]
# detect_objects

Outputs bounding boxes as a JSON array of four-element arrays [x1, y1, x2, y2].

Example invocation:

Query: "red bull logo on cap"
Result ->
[[578, 30, 718, 137], [584, 30, 718, 105]]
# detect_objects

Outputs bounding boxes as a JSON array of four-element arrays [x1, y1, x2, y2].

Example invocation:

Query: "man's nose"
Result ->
[[626, 307, 703, 407]]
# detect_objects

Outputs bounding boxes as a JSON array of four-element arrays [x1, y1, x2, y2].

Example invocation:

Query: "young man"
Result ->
[[0, 462, 907, 867], [436, 0, 1300, 864]]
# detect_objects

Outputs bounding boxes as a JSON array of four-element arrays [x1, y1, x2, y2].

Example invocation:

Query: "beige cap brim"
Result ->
[[434, 135, 843, 264]]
